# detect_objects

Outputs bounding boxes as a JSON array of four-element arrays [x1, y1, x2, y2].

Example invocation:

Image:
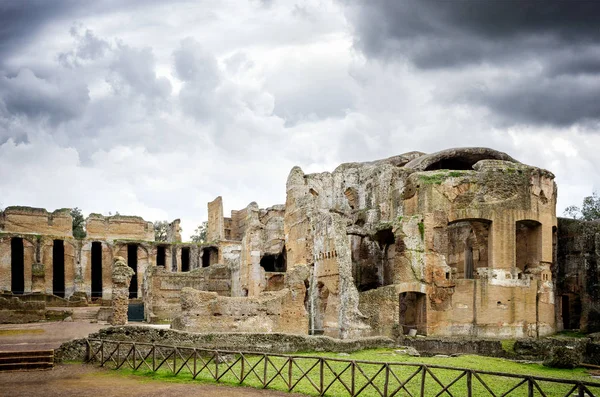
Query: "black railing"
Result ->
[[85, 339, 600, 397]]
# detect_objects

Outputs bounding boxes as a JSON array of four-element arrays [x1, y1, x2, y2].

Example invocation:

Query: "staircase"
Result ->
[[71, 307, 100, 321], [0, 350, 54, 371]]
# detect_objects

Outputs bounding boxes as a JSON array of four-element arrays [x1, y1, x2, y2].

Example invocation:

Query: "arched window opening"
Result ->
[[11, 237, 24, 295], [53, 240, 65, 298], [201, 246, 219, 268], [127, 244, 138, 299], [447, 219, 491, 279], [156, 246, 166, 267], [91, 242, 103, 299], [260, 246, 286, 272], [516, 220, 542, 272], [181, 247, 190, 272]]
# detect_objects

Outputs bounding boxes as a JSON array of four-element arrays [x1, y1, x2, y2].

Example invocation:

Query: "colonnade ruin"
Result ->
[[1, 147, 598, 339]]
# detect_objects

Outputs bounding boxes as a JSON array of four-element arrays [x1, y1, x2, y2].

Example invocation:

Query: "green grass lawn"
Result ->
[[100, 348, 600, 397]]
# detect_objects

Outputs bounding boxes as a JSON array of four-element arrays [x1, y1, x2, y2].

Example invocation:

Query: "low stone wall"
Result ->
[[398, 337, 506, 357], [514, 337, 600, 364], [0, 296, 45, 323], [55, 325, 395, 362]]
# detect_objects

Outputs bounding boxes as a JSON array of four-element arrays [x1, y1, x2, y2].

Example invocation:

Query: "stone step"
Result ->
[[0, 350, 54, 372], [0, 362, 54, 371], [71, 307, 101, 320], [0, 350, 54, 359]]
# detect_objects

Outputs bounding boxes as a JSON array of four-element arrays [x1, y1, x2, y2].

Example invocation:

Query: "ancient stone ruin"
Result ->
[[0, 147, 598, 339]]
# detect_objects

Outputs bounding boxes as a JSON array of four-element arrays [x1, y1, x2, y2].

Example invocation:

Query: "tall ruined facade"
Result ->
[[194, 148, 559, 339], [3, 147, 596, 339]]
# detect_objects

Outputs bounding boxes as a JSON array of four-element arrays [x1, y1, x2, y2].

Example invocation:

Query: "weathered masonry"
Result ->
[[1, 147, 598, 338]]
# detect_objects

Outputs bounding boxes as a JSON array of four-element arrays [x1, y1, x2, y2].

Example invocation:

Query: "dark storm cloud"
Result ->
[[345, 0, 600, 127], [0, 0, 78, 60], [347, 0, 600, 67], [0, 68, 89, 124]]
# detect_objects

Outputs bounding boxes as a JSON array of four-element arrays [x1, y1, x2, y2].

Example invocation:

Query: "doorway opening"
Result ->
[[201, 247, 219, 268], [181, 247, 190, 272], [53, 240, 65, 298], [399, 291, 427, 335], [10, 237, 24, 294], [91, 242, 103, 299], [127, 244, 138, 299], [156, 246, 166, 267]]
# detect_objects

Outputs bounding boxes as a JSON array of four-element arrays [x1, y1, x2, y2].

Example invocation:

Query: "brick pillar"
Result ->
[[110, 256, 134, 326]]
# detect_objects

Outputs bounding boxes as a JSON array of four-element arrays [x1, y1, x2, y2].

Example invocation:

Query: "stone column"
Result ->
[[110, 256, 134, 326]]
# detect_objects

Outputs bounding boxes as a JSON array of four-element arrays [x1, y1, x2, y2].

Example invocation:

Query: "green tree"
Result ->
[[564, 192, 600, 221], [191, 221, 208, 243], [154, 220, 169, 242], [71, 207, 86, 239]]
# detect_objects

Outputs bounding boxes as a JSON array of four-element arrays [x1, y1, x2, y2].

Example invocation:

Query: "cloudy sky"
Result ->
[[1, 0, 599, 239]]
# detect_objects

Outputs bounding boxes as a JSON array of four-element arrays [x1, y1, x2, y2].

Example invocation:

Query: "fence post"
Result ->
[[240, 353, 245, 384], [152, 344, 156, 371], [100, 340, 104, 366], [420, 365, 427, 397], [528, 378, 534, 397], [173, 347, 177, 375], [320, 358, 324, 396], [578, 382, 585, 397], [384, 364, 390, 397], [193, 349, 197, 379], [288, 358, 293, 390], [466, 370, 472, 397], [85, 339, 91, 363], [263, 354, 268, 388], [351, 361, 355, 397], [132, 343, 136, 370]]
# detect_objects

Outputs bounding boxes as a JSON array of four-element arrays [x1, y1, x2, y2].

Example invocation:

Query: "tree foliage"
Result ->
[[191, 221, 208, 243], [71, 207, 86, 239], [154, 220, 169, 242], [564, 192, 600, 221]]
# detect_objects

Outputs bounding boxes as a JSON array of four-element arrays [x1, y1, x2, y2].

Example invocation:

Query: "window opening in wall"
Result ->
[[260, 246, 286, 272], [127, 244, 138, 299], [399, 291, 427, 335], [156, 246, 166, 267], [10, 237, 24, 295], [181, 247, 190, 272], [91, 242, 103, 299], [447, 219, 491, 279], [515, 220, 542, 272], [202, 247, 219, 268], [53, 240, 65, 298]]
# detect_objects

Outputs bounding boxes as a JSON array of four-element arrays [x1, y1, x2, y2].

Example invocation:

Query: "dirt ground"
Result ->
[[0, 322, 306, 396], [0, 363, 306, 397], [0, 321, 167, 351]]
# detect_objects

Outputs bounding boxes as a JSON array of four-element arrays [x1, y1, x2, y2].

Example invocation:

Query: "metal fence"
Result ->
[[85, 338, 600, 397]]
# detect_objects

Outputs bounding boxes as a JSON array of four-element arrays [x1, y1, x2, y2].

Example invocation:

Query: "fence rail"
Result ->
[[85, 338, 600, 397]]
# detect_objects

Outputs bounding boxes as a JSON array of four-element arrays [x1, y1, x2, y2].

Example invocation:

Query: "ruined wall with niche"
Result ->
[[556, 218, 600, 333], [172, 265, 309, 334], [144, 264, 231, 322], [237, 202, 287, 298], [279, 148, 558, 339]]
